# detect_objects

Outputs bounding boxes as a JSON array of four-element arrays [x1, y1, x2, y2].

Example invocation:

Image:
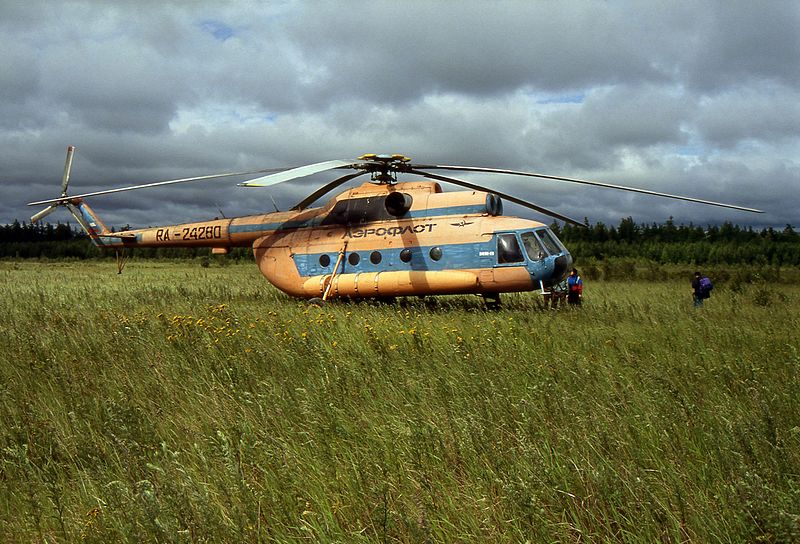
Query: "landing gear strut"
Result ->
[[115, 249, 129, 274], [482, 293, 502, 310]]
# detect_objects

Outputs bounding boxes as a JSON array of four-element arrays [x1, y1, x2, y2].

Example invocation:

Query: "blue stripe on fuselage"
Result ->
[[293, 240, 564, 286], [294, 241, 491, 275]]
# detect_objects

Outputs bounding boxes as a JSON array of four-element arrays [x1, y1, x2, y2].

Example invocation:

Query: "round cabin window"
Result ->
[[348, 253, 360, 266], [319, 254, 330, 267], [370, 251, 382, 264], [400, 249, 412, 263], [429, 247, 443, 261]]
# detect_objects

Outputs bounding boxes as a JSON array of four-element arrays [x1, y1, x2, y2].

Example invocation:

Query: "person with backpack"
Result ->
[[692, 271, 713, 307], [567, 268, 583, 306]]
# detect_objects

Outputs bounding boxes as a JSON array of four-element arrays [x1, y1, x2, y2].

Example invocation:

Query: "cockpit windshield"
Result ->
[[537, 228, 563, 255], [520, 228, 566, 261], [498, 229, 568, 264]]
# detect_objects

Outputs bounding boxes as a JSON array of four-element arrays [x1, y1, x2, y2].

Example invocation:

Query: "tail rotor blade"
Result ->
[[61, 145, 75, 196], [31, 205, 58, 223]]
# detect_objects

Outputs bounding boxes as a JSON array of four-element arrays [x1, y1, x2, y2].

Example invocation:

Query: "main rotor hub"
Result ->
[[357, 153, 411, 164], [357, 153, 412, 183]]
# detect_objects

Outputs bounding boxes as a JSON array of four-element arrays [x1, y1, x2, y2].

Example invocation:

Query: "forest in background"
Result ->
[[1, 217, 799, 266]]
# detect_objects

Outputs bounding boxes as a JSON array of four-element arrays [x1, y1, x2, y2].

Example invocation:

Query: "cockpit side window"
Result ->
[[521, 231, 547, 261], [497, 233, 524, 263]]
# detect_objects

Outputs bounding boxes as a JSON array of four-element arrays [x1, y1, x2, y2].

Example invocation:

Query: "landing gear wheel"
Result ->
[[482, 294, 502, 311], [308, 297, 325, 307]]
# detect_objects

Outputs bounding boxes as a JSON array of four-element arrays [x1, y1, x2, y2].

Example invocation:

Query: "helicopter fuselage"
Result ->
[[80, 180, 573, 299]]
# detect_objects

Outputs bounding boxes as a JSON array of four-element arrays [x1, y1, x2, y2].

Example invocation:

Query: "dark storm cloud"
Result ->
[[266, 1, 679, 105], [684, 1, 800, 91], [1, 1, 797, 230]]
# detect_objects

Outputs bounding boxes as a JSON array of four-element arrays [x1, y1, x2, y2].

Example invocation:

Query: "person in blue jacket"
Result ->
[[567, 268, 583, 305]]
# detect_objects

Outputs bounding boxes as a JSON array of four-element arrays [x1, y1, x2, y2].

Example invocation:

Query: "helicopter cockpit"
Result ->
[[496, 227, 572, 286]]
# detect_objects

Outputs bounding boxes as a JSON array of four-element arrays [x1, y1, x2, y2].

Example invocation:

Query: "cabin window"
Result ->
[[521, 232, 546, 260], [370, 251, 382, 264], [429, 247, 442, 261], [537, 229, 562, 255], [400, 249, 412, 263], [497, 234, 524, 264], [319, 254, 330, 267], [348, 253, 360, 266]]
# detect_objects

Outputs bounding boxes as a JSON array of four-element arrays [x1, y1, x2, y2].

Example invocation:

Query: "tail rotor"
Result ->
[[30, 145, 75, 223]]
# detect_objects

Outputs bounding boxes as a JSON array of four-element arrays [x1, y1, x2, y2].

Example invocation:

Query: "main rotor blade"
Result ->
[[409, 169, 585, 227], [291, 171, 369, 211], [60, 145, 75, 196], [239, 159, 359, 187], [30, 205, 58, 223], [417, 165, 763, 213], [27, 167, 286, 207]]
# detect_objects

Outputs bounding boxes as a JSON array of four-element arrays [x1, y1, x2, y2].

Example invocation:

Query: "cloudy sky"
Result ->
[[2, 0, 798, 230]]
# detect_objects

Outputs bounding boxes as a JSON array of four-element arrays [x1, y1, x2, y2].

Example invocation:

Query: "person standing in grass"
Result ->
[[692, 271, 713, 307], [567, 268, 583, 306]]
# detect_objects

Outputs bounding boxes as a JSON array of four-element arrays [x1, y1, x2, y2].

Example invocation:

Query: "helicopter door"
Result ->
[[285, 227, 312, 277]]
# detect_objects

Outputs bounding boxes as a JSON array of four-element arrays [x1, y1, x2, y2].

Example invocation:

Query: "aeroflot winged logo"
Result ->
[[345, 223, 438, 238]]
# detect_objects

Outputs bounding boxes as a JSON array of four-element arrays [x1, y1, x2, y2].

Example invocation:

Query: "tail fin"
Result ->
[[64, 199, 113, 247]]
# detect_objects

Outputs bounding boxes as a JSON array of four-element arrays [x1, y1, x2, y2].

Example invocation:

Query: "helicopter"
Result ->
[[28, 146, 762, 306]]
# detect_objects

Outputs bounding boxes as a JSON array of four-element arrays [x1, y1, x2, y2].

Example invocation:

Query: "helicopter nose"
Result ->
[[552, 253, 571, 282]]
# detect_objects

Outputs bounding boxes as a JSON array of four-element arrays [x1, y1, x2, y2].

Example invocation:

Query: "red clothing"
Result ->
[[567, 274, 583, 305]]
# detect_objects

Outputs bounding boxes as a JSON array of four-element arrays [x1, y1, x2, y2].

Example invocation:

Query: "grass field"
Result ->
[[1, 260, 798, 542]]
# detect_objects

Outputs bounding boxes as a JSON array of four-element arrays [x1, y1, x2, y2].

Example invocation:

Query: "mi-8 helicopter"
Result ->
[[28, 147, 762, 306]]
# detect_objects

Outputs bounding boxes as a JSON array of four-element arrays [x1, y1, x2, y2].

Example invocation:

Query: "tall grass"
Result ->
[[0, 260, 798, 542]]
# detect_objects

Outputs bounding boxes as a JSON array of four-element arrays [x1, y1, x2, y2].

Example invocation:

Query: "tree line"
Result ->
[[1, 218, 799, 265], [0, 220, 242, 260], [550, 217, 799, 266]]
